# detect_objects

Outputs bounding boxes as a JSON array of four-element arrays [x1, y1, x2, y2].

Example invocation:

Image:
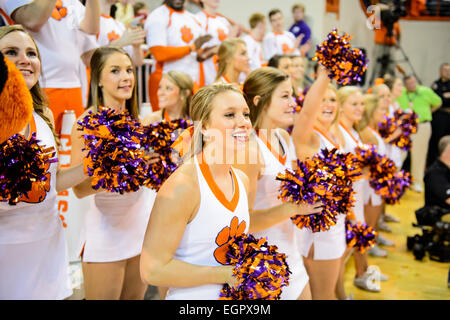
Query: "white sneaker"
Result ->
[[376, 234, 395, 247], [353, 272, 380, 292], [378, 219, 392, 232], [412, 183, 423, 193], [367, 265, 389, 281], [368, 245, 388, 257], [384, 213, 400, 223], [346, 293, 355, 300]]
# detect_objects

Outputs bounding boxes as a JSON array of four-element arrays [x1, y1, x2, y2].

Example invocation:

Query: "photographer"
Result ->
[[424, 135, 450, 211]]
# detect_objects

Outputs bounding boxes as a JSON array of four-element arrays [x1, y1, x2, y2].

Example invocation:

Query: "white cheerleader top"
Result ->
[[166, 153, 249, 300]]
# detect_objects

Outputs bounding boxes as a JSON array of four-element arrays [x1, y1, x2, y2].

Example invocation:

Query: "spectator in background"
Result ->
[[263, 8, 300, 61], [195, 0, 241, 86], [1, 0, 100, 134], [289, 3, 312, 57], [114, 0, 134, 26], [397, 75, 442, 192], [131, 2, 149, 29], [144, 0, 212, 110], [242, 13, 267, 72], [424, 135, 450, 211], [98, 0, 145, 67], [428, 63, 450, 167]]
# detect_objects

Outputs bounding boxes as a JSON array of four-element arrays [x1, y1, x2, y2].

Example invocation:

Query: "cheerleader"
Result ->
[[333, 86, 380, 297], [290, 65, 347, 300], [70, 47, 155, 300], [237, 67, 323, 300], [0, 25, 88, 299], [140, 84, 251, 300], [373, 83, 403, 230], [357, 94, 398, 258], [214, 38, 250, 85], [143, 70, 193, 125], [267, 54, 292, 76]]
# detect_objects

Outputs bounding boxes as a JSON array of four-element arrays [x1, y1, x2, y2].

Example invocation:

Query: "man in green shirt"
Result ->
[[397, 75, 442, 192]]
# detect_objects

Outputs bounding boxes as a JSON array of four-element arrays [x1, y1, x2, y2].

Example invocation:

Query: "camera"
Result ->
[[379, 0, 407, 36]]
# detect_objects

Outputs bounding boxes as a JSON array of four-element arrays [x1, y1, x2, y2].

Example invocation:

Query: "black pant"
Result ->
[[427, 110, 450, 167]]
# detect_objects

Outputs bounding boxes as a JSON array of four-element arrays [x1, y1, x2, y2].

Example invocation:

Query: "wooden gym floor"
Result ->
[[343, 189, 450, 300]]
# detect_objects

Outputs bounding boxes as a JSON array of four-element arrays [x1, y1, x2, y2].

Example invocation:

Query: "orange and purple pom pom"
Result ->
[[219, 233, 291, 300], [346, 221, 378, 253], [77, 106, 147, 194], [142, 118, 192, 191], [378, 109, 418, 151], [0, 133, 57, 205], [313, 29, 368, 85], [277, 148, 358, 232]]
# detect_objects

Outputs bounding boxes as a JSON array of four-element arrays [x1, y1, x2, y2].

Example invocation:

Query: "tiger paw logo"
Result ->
[[51, 0, 68, 21], [214, 216, 246, 265], [107, 31, 120, 43], [180, 26, 194, 43], [282, 43, 293, 54], [217, 28, 227, 42], [19, 163, 51, 204]]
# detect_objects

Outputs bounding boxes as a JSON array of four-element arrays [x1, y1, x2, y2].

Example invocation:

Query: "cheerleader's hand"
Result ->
[[296, 201, 324, 216], [223, 266, 238, 289], [386, 127, 402, 144], [144, 151, 161, 166]]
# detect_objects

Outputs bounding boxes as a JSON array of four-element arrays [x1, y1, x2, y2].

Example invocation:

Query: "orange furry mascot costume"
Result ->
[[0, 52, 33, 144]]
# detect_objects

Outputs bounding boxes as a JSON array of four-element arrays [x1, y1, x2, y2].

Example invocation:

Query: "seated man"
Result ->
[[424, 135, 450, 212]]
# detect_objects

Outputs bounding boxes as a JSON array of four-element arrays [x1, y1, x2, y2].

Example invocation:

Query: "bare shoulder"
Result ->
[[71, 107, 95, 137]]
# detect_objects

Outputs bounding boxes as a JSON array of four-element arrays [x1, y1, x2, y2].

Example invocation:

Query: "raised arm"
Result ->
[[291, 65, 330, 149], [10, 0, 57, 32], [140, 165, 235, 288], [79, 0, 100, 35]]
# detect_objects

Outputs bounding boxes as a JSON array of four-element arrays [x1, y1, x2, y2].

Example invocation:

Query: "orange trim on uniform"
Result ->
[[222, 75, 232, 84], [164, 4, 184, 27], [257, 130, 287, 166], [0, 9, 15, 25], [313, 126, 340, 149], [339, 121, 359, 144], [197, 152, 240, 212]]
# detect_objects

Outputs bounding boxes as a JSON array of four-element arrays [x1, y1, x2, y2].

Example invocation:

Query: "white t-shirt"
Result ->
[[195, 10, 231, 85], [3, 0, 89, 88], [242, 33, 264, 71], [144, 4, 203, 83], [263, 30, 299, 61], [97, 14, 133, 57]]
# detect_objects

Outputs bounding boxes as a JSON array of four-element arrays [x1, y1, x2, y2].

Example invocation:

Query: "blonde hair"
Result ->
[[357, 94, 379, 131], [242, 67, 289, 130], [372, 83, 390, 97], [0, 25, 59, 144], [87, 46, 139, 119], [164, 70, 194, 118], [215, 38, 246, 82], [337, 86, 362, 106], [186, 83, 242, 158]]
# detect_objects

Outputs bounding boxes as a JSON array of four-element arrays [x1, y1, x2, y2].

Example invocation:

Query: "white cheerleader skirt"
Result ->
[[298, 214, 346, 260], [362, 179, 383, 206], [0, 224, 72, 299]]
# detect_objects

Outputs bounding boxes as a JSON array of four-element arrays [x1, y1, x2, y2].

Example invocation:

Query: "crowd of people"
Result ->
[[0, 0, 448, 301]]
